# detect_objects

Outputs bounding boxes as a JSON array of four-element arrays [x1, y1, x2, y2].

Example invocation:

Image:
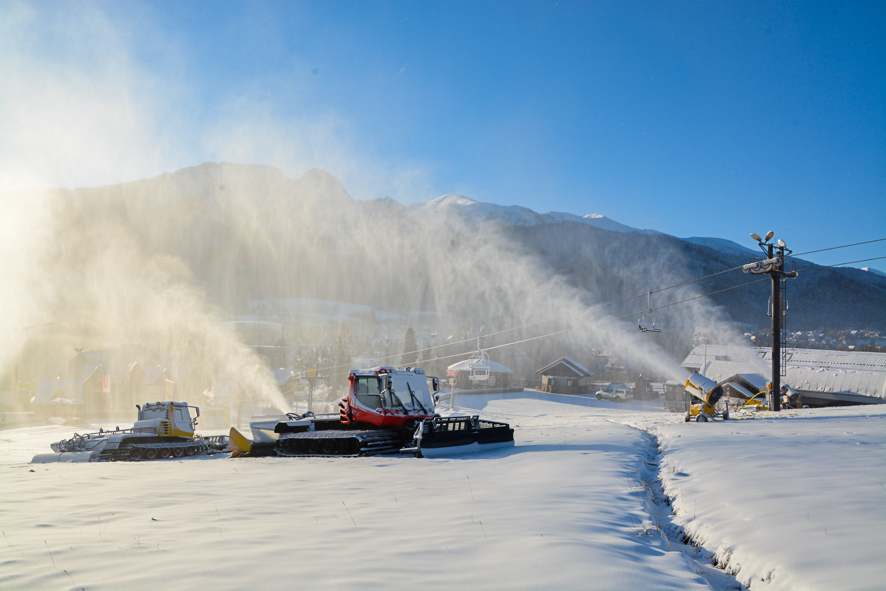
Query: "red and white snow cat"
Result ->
[[228, 367, 514, 458]]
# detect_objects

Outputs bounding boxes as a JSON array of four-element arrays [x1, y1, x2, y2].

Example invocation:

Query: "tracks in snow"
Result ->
[[632, 428, 748, 591]]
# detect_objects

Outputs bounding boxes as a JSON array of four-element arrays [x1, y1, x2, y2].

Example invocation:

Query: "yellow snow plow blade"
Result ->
[[227, 427, 253, 458]]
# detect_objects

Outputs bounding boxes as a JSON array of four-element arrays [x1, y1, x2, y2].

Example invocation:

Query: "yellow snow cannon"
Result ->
[[683, 373, 729, 423]]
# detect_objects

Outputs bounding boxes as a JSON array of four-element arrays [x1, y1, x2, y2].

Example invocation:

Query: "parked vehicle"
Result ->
[[595, 384, 633, 402]]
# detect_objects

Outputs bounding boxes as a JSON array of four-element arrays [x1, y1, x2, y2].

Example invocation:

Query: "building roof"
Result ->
[[142, 365, 170, 385], [682, 345, 886, 401], [759, 349, 886, 371], [535, 357, 594, 378], [81, 365, 103, 383], [683, 344, 886, 373]]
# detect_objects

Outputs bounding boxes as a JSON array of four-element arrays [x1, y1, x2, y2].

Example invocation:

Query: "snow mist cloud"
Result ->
[[0, 2, 750, 413], [0, 180, 289, 412]]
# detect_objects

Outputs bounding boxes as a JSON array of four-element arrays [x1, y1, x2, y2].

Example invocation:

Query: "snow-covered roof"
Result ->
[[717, 374, 770, 399], [536, 357, 593, 378], [681, 345, 769, 373], [683, 345, 886, 373], [81, 365, 103, 383], [447, 358, 513, 374], [142, 365, 170, 385], [785, 366, 886, 399], [684, 345, 886, 400], [759, 348, 886, 372]]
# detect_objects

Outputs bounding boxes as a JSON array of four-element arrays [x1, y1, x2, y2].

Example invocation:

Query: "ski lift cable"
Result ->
[[470, 278, 772, 357], [446, 279, 768, 359], [436, 263, 753, 343], [333, 276, 773, 371], [788, 237, 886, 258], [310, 254, 885, 375], [628, 237, 885, 297], [792, 255, 886, 271], [398, 257, 886, 368], [361, 246, 885, 367]]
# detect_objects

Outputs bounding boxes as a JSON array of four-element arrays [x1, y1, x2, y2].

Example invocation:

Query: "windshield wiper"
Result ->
[[406, 383, 429, 414]]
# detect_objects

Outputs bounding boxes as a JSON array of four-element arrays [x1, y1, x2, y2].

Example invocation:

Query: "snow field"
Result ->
[[2, 396, 884, 590]]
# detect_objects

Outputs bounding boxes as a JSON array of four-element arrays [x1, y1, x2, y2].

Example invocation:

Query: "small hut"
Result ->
[[536, 357, 594, 394], [446, 352, 513, 389]]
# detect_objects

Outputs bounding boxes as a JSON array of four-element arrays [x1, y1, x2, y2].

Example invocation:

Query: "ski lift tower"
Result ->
[[742, 231, 799, 412], [302, 368, 323, 413]]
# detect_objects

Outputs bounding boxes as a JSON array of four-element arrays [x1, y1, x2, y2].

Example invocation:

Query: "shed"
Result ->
[[536, 357, 594, 394]]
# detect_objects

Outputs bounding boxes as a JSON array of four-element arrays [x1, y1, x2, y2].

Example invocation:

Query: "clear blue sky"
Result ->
[[2, 0, 884, 271]]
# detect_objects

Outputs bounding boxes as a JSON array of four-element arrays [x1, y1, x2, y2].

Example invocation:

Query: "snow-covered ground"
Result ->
[[1, 394, 883, 590]]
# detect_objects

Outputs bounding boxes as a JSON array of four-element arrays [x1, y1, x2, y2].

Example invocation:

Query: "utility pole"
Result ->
[[743, 232, 798, 412]]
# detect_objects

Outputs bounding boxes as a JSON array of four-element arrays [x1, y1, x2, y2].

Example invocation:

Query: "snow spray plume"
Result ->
[[0, 183, 288, 414], [2, 162, 755, 413], [414, 213, 695, 382]]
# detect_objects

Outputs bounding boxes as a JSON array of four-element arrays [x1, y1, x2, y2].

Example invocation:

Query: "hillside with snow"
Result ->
[[4, 162, 884, 416], [412, 194, 661, 234], [9, 162, 882, 333]]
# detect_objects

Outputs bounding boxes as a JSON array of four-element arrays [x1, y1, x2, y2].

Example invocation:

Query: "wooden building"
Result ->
[[536, 357, 594, 394]]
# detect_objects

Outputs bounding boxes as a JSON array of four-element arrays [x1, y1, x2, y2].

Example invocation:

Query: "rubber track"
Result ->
[[275, 429, 401, 457]]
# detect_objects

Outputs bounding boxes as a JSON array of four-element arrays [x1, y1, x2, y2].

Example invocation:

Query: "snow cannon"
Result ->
[[781, 385, 803, 409], [683, 373, 729, 423]]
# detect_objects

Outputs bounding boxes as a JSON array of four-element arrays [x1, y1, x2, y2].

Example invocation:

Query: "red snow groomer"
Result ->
[[228, 367, 514, 458]]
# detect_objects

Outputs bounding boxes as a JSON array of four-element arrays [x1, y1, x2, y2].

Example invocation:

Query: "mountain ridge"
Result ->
[[22, 162, 886, 332]]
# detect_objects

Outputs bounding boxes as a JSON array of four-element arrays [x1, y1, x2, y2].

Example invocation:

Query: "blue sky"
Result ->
[[2, 0, 884, 271]]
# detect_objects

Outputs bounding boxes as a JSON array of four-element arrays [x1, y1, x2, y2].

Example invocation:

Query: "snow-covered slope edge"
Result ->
[[410, 194, 661, 234]]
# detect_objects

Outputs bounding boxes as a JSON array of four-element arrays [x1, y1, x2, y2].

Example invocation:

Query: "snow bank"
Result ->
[[634, 405, 886, 590]]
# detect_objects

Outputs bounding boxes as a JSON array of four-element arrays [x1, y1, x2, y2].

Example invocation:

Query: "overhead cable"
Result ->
[[295, 244, 886, 374], [789, 237, 886, 258]]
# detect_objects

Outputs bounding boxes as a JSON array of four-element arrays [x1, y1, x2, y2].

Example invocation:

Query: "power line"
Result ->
[[375, 254, 885, 369], [599, 237, 883, 299], [789, 237, 886, 258], [298, 243, 886, 376], [419, 277, 773, 364], [314, 276, 772, 373], [794, 255, 886, 271]]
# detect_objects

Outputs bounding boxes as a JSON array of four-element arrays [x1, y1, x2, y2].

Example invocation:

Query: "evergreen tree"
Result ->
[[401, 327, 418, 366], [331, 322, 352, 385]]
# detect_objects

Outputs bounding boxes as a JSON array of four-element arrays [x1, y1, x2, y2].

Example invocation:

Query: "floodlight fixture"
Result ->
[[777, 239, 786, 248], [750, 232, 762, 242], [764, 230, 774, 241]]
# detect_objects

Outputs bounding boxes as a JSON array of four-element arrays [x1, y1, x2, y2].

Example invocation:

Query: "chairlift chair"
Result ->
[[765, 296, 789, 318], [468, 349, 491, 383], [638, 292, 662, 333]]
